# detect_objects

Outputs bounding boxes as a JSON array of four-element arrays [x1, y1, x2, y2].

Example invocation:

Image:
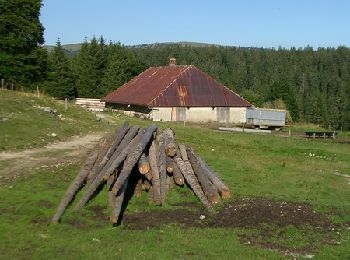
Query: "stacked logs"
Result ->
[[51, 122, 230, 225]]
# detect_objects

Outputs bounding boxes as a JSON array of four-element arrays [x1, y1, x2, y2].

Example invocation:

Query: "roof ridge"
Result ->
[[147, 65, 193, 106]]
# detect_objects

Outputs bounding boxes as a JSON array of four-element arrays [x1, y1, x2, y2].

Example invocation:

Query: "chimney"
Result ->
[[168, 57, 176, 66]]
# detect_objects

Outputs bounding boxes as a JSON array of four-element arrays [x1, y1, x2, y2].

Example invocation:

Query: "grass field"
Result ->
[[0, 90, 349, 259]]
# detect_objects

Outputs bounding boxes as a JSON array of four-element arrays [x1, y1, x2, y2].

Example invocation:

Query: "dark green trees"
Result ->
[[0, 0, 47, 87], [44, 39, 75, 98]]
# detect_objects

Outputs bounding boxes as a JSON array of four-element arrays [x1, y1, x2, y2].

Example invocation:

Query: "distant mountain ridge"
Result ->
[[44, 41, 224, 54]]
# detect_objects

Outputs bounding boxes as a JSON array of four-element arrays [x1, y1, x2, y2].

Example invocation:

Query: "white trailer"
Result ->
[[246, 108, 286, 129]]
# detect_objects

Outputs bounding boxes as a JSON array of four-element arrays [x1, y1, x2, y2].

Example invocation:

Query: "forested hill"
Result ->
[[41, 41, 350, 130], [130, 44, 350, 129]]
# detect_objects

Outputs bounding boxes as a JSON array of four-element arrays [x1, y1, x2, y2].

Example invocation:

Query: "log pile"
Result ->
[[51, 122, 230, 225]]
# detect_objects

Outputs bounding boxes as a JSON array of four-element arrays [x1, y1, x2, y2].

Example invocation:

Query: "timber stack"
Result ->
[[51, 122, 230, 225]]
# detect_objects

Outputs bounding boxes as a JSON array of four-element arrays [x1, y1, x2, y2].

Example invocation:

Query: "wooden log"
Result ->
[[178, 144, 188, 161], [86, 134, 114, 185], [74, 129, 143, 211], [145, 171, 152, 181], [193, 153, 230, 199], [134, 179, 143, 198], [187, 148, 220, 204], [148, 185, 154, 204], [166, 158, 174, 173], [86, 123, 130, 185], [172, 161, 184, 186], [142, 179, 151, 191], [149, 140, 162, 205], [114, 126, 140, 155], [107, 173, 116, 209], [138, 153, 150, 174], [163, 128, 177, 157], [174, 156, 213, 211], [102, 129, 145, 180], [157, 133, 168, 202], [167, 173, 174, 190], [51, 149, 99, 224], [105, 121, 129, 161], [110, 180, 128, 224], [111, 124, 157, 195]]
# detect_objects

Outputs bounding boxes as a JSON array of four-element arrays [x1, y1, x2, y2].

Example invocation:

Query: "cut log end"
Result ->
[[221, 189, 231, 199]]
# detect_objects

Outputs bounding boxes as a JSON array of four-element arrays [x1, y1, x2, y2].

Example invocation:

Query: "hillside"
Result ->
[[0, 90, 106, 150]]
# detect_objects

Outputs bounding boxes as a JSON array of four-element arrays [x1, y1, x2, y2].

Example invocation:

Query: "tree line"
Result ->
[[1, 0, 349, 129], [131, 45, 350, 129]]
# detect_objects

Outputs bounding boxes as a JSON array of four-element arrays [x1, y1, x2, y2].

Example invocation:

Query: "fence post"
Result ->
[[65, 98, 68, 112], [1, 78, 4, 89], [36, 86, 40, 97]]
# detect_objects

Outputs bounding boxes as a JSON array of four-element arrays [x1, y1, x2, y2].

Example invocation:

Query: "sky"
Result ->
[[40, 0, 350, 48]]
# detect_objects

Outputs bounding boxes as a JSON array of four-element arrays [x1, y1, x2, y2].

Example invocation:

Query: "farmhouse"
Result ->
[[103, 58, 252, 123]]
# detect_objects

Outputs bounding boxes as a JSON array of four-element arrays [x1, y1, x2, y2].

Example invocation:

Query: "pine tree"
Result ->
[[0, 0, 47, 87], [44, 39, 75, 98]]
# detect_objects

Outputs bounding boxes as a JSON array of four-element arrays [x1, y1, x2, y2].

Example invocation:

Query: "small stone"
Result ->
[[39, 234, 48, 238], [9, 185, 13, 189], [51, 133, 57, 137], [92, 238, 100, 242], [199, 215, 206, 220]]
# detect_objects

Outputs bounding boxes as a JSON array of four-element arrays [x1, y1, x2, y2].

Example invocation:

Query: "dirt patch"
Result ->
[[67, 219, 90, 229], [37, 200, 54, 209], [0, 133, 105, 186], [124, 197, 342, 256], [88, 205, 108, 222], [212, 198, 331, 228], [124, 198, 333, 230]]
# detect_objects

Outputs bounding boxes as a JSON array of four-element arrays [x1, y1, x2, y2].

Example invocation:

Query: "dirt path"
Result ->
[[0, 133, 105, 186]]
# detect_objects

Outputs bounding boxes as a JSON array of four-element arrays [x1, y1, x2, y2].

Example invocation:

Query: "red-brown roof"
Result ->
[[103, 65, 251, 108]]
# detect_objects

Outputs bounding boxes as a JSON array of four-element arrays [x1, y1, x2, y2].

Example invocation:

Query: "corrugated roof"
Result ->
[[103, 65, 251, 108]]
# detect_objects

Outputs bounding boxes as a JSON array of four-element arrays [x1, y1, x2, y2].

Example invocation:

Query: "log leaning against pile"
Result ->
[[51, 122, 230, 225]]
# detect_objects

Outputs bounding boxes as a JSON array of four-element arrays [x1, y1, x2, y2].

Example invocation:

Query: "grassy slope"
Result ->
[[0, 90, 107, 150], [0, 103, 349, 258]]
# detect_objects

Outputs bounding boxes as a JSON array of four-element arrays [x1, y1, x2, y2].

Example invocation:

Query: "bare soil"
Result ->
[[0, 133, 104, 185], [123, 197, 343, 256]]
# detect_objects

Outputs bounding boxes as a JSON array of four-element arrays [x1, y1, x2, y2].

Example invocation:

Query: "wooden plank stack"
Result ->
[[51, 122, 230, 225]]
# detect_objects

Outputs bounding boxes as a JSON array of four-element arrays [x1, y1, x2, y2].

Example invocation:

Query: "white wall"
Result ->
[[229, 107, 247, 123], [186, 107, 216, 122], [150, 107, 172, 121], [151, 106, 247, 123]]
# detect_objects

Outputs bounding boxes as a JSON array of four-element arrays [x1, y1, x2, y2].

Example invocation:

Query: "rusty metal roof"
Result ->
[[103, 65, 251, 108]]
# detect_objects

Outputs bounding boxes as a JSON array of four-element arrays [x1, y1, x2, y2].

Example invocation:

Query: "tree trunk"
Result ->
[[102, 122, 129, 164], [110, 180, 128, 224], [74, 129, 143, 211], [174, 156, 213, 211], [107, 173, 116, 209], [86, 133, 114, 185], [145, 171, 152, 181], [138, 153, 150, 174], [51, 149, 99, 224], [194, 153, 230, 199], [166, 158, 174, 173], [149, 140, 162, 205], [187, 148, 220, 204], [157, 133, 167, 202], [86, 124, 132, 186], [111, 124, 157, 195], [172, 161, 184, 186], [134, 179, 143, 198], [178, 144, 188, 161], [163, 128, 177, 157], [142, 179, 151, 191]]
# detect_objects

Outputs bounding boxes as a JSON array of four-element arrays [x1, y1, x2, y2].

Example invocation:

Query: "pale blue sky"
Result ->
[[41, 0, 350, 48]]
